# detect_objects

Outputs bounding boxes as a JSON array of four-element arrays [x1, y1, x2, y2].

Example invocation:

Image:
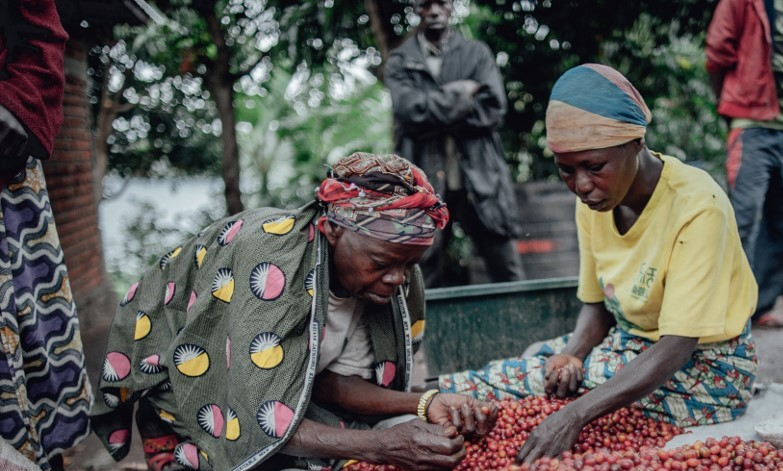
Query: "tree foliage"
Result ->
[[88, 39, 223, 181]]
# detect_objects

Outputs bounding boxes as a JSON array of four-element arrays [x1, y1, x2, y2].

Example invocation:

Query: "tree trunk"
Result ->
[[93, 65, 112, 204], [93, 55, 132, 204], [203, 6, 243, 215], [364, 0, 403, 78]]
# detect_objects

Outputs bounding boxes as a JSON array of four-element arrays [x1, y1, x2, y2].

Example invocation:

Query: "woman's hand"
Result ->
[[520, 335, 699, 464], [426, 393, 499, 437], [544, 354, 584, 398], [515, 406, 584, 464], [379, 419, 466, 470]]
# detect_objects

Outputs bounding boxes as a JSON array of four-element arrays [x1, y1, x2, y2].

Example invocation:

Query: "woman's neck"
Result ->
[[613, 148, 663, 234], [625, 147, 663, 214]]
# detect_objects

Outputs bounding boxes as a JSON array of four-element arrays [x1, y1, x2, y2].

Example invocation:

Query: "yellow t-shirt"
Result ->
[[576, 153, 757, 343]]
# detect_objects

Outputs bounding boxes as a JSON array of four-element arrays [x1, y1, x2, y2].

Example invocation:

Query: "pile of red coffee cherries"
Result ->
[[510, 436, 783, 471], [344, 396, 783, 470], [455, 396, 684, 470]]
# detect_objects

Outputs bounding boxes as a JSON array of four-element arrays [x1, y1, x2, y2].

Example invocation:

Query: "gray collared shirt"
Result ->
[[416, 30, 463, 190], [417, 30, 452, 79]]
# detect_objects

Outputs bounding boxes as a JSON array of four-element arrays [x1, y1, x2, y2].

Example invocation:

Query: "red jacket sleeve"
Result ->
[[0, 0, 68, 158], [705, 0, 744, 72]]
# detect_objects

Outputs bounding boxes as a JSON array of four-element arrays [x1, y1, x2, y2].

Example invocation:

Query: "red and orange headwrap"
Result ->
[[315, 152, 449, 245]]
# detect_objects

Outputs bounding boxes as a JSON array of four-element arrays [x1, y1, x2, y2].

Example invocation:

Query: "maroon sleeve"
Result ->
[[705, 0, 743, 72], [0, 0, 69, 158]]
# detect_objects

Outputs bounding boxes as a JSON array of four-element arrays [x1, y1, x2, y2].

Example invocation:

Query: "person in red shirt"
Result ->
[[706, 0, 783, 327]]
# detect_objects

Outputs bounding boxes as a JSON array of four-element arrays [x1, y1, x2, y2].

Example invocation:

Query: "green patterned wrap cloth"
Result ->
[[91, 202, 425, 470]]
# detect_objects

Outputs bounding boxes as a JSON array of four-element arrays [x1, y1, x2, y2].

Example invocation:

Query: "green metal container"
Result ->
[[422, 277, 581, 377]]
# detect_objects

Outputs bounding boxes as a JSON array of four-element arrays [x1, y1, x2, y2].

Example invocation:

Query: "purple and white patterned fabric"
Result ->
[[0, 158, 92, 469]]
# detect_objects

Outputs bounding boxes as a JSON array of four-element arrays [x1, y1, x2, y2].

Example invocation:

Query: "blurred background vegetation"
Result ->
[[86, 0, 727, 288]]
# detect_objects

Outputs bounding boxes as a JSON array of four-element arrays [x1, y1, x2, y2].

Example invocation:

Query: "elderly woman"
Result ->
[[91, 153, 497, 471], [438, 64, 759, 463]]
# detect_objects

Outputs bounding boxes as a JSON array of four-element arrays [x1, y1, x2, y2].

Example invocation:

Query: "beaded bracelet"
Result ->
[[417, 389, 440, 422]]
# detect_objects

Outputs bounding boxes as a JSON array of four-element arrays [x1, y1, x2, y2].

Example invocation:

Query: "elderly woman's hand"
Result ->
[[426, 393, 499, 437], [544, 353, 584, 398], [379, 419, 466, 470]]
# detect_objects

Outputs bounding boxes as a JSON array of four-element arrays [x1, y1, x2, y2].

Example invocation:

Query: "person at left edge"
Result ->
[[90, 152, 498, 471], [0, 1, 92, 470]]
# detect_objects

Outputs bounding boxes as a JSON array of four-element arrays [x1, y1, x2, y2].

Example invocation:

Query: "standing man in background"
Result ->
[[706, 0, 783, 327], [385, 0, 524, 288], [0, 0, 92, 469]]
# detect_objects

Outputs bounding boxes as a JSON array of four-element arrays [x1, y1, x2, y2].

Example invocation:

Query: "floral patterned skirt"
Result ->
[[439, 324, 757, 427]]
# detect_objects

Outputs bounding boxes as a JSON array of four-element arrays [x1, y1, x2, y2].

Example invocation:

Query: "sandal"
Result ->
[[753, 309, 783, 328], [143, 435, 187, 471]]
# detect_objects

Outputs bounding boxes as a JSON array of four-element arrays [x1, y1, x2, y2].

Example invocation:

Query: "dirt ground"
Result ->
[[61, 326, 783, 471]]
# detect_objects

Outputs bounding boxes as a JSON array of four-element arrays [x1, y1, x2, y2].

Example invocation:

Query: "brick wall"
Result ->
[[43, 38, 117, 351]]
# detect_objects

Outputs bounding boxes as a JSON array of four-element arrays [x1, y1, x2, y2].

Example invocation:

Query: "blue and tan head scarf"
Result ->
[[546, 64, 651, 153], [315, 152, 449, 246]]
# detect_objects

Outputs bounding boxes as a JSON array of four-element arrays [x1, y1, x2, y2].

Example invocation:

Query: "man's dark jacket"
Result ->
[[385, 30, 521, 238]]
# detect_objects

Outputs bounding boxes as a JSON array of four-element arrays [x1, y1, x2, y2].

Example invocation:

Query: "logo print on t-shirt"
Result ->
[[631, 262, 657, 301]]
